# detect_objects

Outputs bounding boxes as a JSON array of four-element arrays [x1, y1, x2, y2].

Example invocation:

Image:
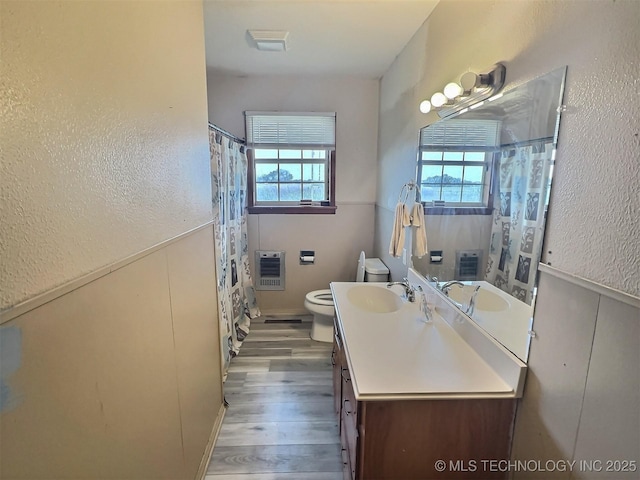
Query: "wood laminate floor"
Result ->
[[205, 316, 343, 480]]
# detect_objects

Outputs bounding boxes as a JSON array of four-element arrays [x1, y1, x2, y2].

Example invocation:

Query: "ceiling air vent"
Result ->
[[247, 30, 289, 52]]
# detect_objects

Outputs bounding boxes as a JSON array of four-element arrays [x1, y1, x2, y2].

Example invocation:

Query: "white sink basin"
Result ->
[[447, 285, 509, 312], [346, 285, 404, 313]]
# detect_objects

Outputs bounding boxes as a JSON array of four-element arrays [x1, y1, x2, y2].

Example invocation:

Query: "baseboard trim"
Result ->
[[0, 221, 214, 325], [197, 402, 226, 480], [538, 263, 639, 308]]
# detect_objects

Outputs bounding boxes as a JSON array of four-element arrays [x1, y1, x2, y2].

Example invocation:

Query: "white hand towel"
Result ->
[[412, 202, 428, 258], [389, 203, 411, 257]]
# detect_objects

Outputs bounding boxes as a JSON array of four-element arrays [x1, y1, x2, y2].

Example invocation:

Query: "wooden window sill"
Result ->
[[248, 205, 337, 215]]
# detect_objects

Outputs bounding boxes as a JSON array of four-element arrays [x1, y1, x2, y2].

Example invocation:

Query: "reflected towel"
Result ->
[[389, 203, 411, 257], [412, 202, 428, 258]]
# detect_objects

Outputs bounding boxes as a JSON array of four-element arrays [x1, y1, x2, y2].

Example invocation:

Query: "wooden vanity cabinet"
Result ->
[[333, 323, 517, 480]]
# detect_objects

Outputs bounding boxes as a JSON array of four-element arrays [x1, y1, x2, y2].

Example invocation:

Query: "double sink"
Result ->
[[330, 269, 527, 400], [347, 281, 509, 314]]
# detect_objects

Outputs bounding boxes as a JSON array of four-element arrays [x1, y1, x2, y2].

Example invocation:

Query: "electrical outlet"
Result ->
[[402, 248, 407, 265]]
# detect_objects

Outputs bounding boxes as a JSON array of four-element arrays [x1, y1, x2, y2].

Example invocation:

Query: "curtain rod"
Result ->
[[208, 122, 246, 145]]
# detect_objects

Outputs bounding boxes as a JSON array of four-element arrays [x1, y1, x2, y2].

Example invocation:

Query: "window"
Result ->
[[419, 150, 488, 204], [253, 148, 328, 203], [245, 112, 336, 214], [417, 119, 500, 213]]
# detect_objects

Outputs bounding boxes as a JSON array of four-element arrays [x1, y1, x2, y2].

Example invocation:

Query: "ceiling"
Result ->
[[203, 0, 439, 78]]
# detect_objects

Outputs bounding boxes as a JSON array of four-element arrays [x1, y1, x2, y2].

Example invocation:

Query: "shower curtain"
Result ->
[[209, 127, 260, 372], [486, 142, 553, 304]]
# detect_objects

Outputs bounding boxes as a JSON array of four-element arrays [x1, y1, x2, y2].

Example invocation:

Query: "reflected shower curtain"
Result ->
[[209, 128, 260, 372], [486, 142, 553, 304]]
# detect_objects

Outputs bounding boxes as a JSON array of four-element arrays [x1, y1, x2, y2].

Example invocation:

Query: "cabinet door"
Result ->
[[340, 418, 352, 480], [341, 365, 358, 480], [359, 399, 515, 479], [332, 327, 343, 421]]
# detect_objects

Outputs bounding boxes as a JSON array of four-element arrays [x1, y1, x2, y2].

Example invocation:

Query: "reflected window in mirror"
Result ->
[[417, 119, 500, 215]]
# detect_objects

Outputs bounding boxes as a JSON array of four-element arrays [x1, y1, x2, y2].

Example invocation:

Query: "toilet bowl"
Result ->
[[305, 252, 389, 342]]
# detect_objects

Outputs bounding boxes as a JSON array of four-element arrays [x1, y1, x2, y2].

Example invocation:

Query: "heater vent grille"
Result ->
[[455, 250, 482, 281], [255, 251, 285, 290]]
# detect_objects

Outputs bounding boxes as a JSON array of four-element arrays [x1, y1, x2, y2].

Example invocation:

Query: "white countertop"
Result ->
[[330, 282, 515, 401]]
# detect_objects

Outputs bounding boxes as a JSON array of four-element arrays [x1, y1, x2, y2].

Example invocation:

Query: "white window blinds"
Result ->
[[420, 119, 500, 148], [245, 112, 336, 148]]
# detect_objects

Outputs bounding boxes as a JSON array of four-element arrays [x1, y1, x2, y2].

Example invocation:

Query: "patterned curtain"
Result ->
[[209, 128, 260, 372], [486, 142, 553, 304]]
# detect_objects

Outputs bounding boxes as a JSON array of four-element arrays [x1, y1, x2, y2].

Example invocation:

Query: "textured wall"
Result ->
[[376, 0, 640, 297], [0, 1, 213, 310]]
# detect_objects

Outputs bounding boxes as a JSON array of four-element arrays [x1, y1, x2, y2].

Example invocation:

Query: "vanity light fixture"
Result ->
[[419, 64, 506, 119]]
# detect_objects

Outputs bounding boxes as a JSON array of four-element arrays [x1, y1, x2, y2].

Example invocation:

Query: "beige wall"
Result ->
[[0, 0, 213, 311], [376, 0, 640, 472], [0, 227, 223, 480], [410, 214, 492, 281], [207, 75, 379, 313], [0, 1, 223, 478], [512, 270, 639, 480], [247, 205, 375, 314]]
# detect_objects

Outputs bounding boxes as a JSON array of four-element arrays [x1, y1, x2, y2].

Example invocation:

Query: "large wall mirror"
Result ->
[[413, 66, 567, 362]]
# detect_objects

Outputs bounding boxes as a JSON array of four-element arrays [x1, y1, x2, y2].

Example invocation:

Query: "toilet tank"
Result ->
[[364, 258, 389, 282]]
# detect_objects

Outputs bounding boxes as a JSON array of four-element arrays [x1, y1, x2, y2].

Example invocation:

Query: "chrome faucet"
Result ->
[[440, 280, 464, 295], [464, 285, 481, 316], [387, 278, 415, 302]]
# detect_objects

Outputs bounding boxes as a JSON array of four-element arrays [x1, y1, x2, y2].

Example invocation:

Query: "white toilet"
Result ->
[[304, 251, 389, 342]]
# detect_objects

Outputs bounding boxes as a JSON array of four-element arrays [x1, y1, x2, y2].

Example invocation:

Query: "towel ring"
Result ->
[[397, 181, 421, 204]]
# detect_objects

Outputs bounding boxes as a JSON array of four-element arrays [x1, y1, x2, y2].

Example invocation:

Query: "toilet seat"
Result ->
[[304, 290, 335, 340], [305, 289, 334, 306]]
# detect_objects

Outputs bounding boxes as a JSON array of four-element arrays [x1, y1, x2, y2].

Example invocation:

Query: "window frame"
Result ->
[[417, 147, 497, 215], [245, 112, 337, 215], [247, 149, 337, 214]]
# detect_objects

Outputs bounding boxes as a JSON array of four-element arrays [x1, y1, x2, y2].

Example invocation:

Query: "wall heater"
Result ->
[[255, 250, 285, 290], [455, 250, 483, 281]]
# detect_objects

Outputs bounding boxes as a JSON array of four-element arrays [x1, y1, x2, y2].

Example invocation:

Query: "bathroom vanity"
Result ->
[[330, 271, 526, 480]]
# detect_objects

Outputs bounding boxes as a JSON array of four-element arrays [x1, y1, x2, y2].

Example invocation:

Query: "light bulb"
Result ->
[[444, 82, 463, 99], [460, 71, 479, 92], [430, 92, 447, 108], [419, 100, 432, 113]]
